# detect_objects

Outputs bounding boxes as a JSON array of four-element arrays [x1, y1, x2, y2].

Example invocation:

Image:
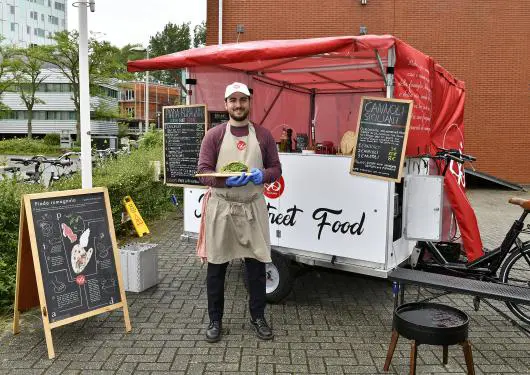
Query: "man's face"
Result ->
[[225, 93, 250, 122]]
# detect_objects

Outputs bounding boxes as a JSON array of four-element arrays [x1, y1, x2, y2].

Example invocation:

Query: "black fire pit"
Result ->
[[384, 302, 475, 375]]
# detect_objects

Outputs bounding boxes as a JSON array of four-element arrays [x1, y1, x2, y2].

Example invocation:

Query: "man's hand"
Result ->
[[226, 172, 252, 187], [249, 168, 264, 185]]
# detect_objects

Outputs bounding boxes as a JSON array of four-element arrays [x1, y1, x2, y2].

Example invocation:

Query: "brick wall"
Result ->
[[206, 0, 529, 184]]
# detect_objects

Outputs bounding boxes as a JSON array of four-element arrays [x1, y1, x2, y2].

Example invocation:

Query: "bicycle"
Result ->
[[10, 156, 73, 187], [409, 148, 530, 324]]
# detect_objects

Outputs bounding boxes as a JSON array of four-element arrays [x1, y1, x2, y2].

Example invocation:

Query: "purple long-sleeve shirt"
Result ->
[[197, 123, 282, 188]]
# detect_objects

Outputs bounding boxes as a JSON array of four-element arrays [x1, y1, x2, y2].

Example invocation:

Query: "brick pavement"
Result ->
[[1, 188, 529, 374]]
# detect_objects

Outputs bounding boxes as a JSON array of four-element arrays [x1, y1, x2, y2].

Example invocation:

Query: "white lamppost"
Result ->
[[130, 47, 149, 134], [73, 0, 95, 188]]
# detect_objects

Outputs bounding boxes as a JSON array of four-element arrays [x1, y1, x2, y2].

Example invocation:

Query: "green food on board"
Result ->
[[220, 161, 248, 173]]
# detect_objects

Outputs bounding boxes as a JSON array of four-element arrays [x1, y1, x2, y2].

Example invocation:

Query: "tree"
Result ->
[[0, 40, 17, 114], [12, 46, 47, 139], [39, 31, 132, 139], [148, 22, 191, 85], [193, 21, 207, 48]]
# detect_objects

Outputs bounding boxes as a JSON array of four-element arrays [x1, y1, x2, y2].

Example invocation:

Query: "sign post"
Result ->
[[350, 97, 413, 182], [13, 188, 131, 359], [163, 104, 208, 187]]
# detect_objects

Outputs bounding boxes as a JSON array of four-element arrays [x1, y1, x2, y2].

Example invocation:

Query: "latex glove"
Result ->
[[226, 172, 252, 187], [249, 168, 264, 185]]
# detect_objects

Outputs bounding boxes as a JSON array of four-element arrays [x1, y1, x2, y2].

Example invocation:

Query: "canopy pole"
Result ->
[[259, 85, 284, 125], [374, 49, 388, 88], [309, 89, 316, 147], [386, 46, 396, 98]]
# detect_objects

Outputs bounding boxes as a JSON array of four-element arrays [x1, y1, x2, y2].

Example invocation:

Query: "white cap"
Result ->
[[224, 82, 251, 98]]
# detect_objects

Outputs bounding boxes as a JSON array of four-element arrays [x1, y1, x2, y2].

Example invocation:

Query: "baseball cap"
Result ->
[[225, 82, 251, 99]]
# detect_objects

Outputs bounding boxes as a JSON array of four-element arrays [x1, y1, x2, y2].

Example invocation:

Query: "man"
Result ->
[[196, 82, 282, 343]]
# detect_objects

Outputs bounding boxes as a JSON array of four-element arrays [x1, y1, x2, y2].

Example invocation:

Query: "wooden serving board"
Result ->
[[195, 172, 245, 177]]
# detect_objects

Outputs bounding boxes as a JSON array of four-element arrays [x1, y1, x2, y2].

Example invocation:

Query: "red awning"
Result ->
[[127, 35, 397, 93]]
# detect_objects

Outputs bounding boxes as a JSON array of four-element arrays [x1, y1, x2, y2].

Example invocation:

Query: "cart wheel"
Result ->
[[242, 251, 295, 304]]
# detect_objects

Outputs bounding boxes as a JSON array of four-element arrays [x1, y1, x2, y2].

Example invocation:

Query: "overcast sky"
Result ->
[[67, 0, 207, 48]]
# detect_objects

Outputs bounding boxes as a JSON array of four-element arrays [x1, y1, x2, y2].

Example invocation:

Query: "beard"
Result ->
[[228, 107, 249, 122]]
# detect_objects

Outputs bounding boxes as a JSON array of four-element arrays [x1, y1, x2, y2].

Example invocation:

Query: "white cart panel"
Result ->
[[403, 175, 443, 241], [276, 154, 390, 263], [184, 154, 392, 265]]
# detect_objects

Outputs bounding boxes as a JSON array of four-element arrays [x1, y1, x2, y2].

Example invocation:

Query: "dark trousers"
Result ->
[[207, 258, 266, 321]]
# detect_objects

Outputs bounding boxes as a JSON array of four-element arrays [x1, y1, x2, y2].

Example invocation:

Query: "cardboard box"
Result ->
[[119, 243, 158, 292]]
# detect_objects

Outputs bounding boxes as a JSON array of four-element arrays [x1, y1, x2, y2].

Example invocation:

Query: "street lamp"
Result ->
[[130, 47, 149, 134], [72, 0, 93, 188]]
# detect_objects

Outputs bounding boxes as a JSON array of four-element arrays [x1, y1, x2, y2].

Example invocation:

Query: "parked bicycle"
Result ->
[[410, 148, 530, 323], [10, 155, 73, 187]]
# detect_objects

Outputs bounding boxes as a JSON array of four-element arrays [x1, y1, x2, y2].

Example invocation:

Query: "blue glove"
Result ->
[[226, 172, 252, 187], [249, 168, 264, 185]]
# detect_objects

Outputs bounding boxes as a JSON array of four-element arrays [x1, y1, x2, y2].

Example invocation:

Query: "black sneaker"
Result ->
[[205, 320, 222, 343], [250, 317, 274, 340]]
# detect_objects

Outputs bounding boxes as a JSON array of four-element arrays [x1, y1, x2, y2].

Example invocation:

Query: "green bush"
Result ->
[[0, 145, 182, 312], [43, 133, 61, 146], [138, 129, 163, 150], [0, 180, 44, 309], [0, 137, 59, 155]]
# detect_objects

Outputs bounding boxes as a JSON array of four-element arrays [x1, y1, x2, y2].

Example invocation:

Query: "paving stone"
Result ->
[[1, 189, 529, 374]]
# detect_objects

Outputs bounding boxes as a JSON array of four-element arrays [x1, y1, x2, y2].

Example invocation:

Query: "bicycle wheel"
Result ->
[[499, 245, 530, 324]]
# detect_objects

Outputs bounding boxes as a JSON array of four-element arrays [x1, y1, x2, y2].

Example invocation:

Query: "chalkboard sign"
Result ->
[[13, 188, 130, 359], [350, 97, 413, 182], [208, 110, 229, 129], [163, 105, 207, 186]]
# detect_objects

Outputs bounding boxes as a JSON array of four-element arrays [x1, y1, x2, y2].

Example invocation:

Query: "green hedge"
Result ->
[[0, 137, 80, 155], [0, 142, 182, 311]]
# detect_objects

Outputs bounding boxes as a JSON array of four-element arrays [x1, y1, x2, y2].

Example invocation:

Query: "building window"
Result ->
[[126, 107, 135, 118], [48, 0, 52, 6], [34, 28, 45, 37], [54, 1, 65, 11], [27, 26, 31, 34], [124, 90, 135, 100], [10, 5, 15, 15], [41, 14, 44, 22], [30, 11, 38, 20], [48, 15, 59, 25], [11, 23, 16, 32]]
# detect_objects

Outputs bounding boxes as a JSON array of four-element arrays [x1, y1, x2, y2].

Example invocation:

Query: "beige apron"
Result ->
[[205, 123, 271, 264]]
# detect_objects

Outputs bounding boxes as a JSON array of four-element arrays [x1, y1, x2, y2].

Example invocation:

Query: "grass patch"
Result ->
[[0, 137, 79, 156]]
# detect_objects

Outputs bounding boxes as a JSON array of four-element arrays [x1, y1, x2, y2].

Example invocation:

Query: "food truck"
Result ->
[[128, 35, 482, 302]]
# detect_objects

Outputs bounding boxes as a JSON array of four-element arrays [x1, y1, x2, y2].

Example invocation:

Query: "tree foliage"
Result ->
[[12, 46, 48, 139], [0, 39, 17, 113], [193, 21, 207, 48], [38, 31, 132, 139], [148, 22, 191, 84]]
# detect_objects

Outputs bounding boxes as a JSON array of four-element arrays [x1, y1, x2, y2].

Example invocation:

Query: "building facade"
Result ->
[[0, 67, 119, 138], [0, 0, 67, 47], [119, 81, 180, 133], [206, 0, 529, 184]]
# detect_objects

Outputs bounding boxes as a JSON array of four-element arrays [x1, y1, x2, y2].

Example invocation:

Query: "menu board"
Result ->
[[350, 97, 413, 182], [163, 105, 207, 186], [30, 191, 121, 322], [13, 188, 130, 359], [208, 110, 229, 129]]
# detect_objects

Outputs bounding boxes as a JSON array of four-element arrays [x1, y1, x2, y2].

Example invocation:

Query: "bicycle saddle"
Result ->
[[509, 198, 530, 210]]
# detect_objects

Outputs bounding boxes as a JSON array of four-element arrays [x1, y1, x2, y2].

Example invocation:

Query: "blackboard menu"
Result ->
[[350, 97, 413, 182], [163, 105, 207, 186], [208, 111, 229, 129], [30, 192, 121, 323]]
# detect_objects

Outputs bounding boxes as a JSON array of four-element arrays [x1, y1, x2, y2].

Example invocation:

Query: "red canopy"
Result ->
[[127, 35, 482, 260]]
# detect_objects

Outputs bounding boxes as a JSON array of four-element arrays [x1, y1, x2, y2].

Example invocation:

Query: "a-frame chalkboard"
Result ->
[[13, 187, 131, 359]]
